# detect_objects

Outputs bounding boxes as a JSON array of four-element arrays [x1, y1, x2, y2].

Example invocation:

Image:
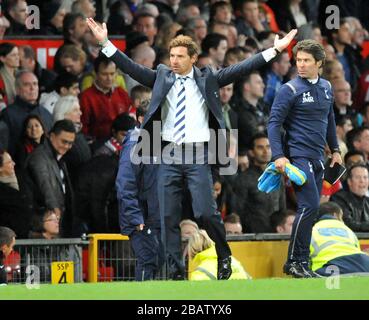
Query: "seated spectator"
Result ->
[[188, 229, 251, 280], [40, 0, 67, 36], [270, 210, 295, 234], [184, 17, 208, 48], [0, 42, 20, 106], [29, 209, 60, 239], [18, 45, 57, 94], [25, 120, 76, 237], [322, 60, 345, 83], [71, 0, 96, 19], [344, 150, 366, 169], [310, 202, 369, 276], [345, 126, 369, 163], [195, 53, 215, 69], [80, 55, 131, 140], [209, 21, 238, 49], [0, 227, 16, 285], [155, 22, 182, 52], [263, 50, 291, 107], [54, 44, 88, 81], [201, 33, 228, 69], [268, 0, 307, 32], [0, 149, 34, 239], [3, 0, 29, 36], [213, 174, 236, 219], [53, 95, 91, 183], [224, 47, 249, 67], [106, 0, 132, 35], [39, 72, 80, 115], [14, 114, 46, 168], [236, 0, 267, 37], [1, 70, 53, 156], [233, 133, 286, 233], [93, 112, 136, 157], [331, 164, 369, 232], [224, 213, 243, 235]]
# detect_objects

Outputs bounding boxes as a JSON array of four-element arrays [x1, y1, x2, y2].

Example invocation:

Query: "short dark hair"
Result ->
[[19, 45, 36, 61], [201, 33, 227, 54], [270, 210, 295, 232], [133, 13, 157, 27], [346, 126, 369, 151], [0, 42, 17, 67], [63, 13, 85, 39], [209, 1, 231, 21], [50, 119, 76, 135], [54, 72, 79, 94], [317, 202, 342, 220], [111, 113, 136, 133], [347, 163, 368, 179], [0, 226, 16, 247], [250, 132, 268, 150], [94, 54, 116, 73], [344, 149, 365, 166], [130, 85, 152, 101], [293, 39, 326, 67]]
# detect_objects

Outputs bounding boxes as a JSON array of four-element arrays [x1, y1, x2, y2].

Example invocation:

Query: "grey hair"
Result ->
[[53, 95, 80, 123]]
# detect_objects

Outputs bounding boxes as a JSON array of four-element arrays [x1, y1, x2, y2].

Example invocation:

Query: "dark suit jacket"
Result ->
[[108, 48, 267, 163]]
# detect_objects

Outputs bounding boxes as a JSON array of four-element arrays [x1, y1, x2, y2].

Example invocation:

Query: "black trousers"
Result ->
[[158, 143, 231, 276]]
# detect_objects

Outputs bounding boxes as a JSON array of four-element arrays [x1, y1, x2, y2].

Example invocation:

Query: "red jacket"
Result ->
[[80, 84, 131, 139]]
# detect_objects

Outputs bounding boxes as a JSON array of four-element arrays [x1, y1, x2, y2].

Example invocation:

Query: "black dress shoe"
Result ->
[[217, 256, 232, 280], [283, 261, 323, 278]]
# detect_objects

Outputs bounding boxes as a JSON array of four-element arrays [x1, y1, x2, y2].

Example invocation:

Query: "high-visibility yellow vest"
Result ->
[[189, 245, 252, 280], [310, 218, 363, 271]]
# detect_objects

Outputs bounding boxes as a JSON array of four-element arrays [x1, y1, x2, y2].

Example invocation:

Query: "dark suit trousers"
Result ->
[[158, 143, 231, 276]]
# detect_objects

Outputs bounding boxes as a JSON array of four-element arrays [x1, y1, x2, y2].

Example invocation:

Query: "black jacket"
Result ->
[[331, 190, 369, 232]]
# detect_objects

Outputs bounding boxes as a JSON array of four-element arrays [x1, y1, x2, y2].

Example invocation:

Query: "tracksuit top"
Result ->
[[268, 76, 339, 161]]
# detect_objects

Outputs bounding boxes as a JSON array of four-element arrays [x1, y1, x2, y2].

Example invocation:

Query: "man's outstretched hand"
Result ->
[[274, 29, 298, 52], [86, 17, 108, 45]]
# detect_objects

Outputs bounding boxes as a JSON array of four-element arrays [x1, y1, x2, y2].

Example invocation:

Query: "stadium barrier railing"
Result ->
[[4, 238, 87, 284]]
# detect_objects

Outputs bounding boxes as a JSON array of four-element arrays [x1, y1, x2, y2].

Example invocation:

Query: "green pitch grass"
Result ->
[[1, 276, 369, 300]]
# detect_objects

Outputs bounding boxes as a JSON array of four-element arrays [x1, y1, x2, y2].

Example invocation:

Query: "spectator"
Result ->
[[201, 33, 228, 69], [71, 0, 96, 19], [263, 51, 291, 107], [93, 112, 136, 157], [0, 227, 16, 285], [346, 127, 369, 163], [310, 202, 369, 276], [195, 52, 215, 70], [321, 59, 345, 83], [53, 13, 91, 74], [54, 44, 88, 81], [176, 3, 200, 26], [25, 120, 76, 237], [132, 13, 158, 47], [40, 0, 67, 36], [233, 133, 286, 232], [18, 45, 57, 94], [80, 55, 131, 140], [336, 115, 353, 160], [270, 210, 295, 234], [332, 78, 359, 126], [4, 0, 29, 36], [0, 42, 20, 106], [327, 18, 361, 90], [224, 213, 243, 235], [106, 0, 132, 35], [209, 21, 238, 49], [29, 209, 60, 239], [14, 114, 46, 168], [224, 47, 249, 67], [188, 229, 251, 280], [331, 164, 369, 232], [236, 0, 266, 38], [219, 83, 237, 130], [150, 0, 177, 20], [344, 150, 365, 169], [155, 22, 182, 53], [39, 72, 80, 115], [230, 71, 268, 153], [53, 95, 91, 183], [209, 1, 232, 25], [185, 17, 208, 48], [0, 149, 34, 239], [1, 70, 53, 156]]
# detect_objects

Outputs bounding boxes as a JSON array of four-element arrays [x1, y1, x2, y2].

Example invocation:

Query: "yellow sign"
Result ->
[[51, 261, 74, 284]]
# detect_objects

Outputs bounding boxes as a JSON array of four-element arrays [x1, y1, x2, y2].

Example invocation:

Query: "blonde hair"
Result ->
[[168, 35, 199, 57], [53, 95, 80, 123], [188, 229, 214, 259]]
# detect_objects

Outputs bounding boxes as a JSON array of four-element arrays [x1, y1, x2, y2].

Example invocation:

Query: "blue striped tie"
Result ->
[[174, 76, 188, 144]]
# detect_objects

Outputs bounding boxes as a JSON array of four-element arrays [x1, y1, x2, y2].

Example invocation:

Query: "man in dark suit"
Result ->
[[25, 120, 76, 237], [87, 17, 297, 280]]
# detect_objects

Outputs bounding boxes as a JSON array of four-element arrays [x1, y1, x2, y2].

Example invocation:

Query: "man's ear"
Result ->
[[317, 60, 322, 68], [191, 54, 198, 65]]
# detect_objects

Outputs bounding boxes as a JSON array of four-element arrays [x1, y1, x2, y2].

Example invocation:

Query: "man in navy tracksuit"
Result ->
[[268, 40, 343, 278], [116, 107, 164, 281]]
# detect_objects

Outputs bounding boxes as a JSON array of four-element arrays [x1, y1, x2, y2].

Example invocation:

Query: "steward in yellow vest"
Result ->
[[310, 202, 369, 276]]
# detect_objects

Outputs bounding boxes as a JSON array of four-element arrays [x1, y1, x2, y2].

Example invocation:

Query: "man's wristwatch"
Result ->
[[273, 47, 282, 55], [332, 148, 341, 155]]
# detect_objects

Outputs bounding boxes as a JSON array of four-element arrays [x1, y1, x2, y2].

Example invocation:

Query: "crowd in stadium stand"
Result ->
[[1, 0, 369, 244]]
